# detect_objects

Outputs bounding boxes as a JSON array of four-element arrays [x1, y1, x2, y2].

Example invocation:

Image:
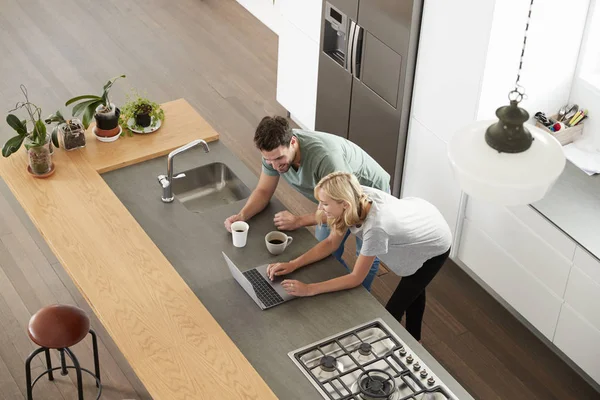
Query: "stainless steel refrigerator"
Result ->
[[315, 0, 423, 196]]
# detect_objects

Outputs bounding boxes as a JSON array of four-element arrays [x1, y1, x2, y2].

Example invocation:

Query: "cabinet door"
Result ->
[[459, 220, 563, 340], [315, 52, 353, 137], [466, 199, 572, 298], [347, 78, 400, 181], [554, 303, 600, 384], [565, 265, 600, 331], [277, 22, 319, 130], [573, 246, 600, 285]]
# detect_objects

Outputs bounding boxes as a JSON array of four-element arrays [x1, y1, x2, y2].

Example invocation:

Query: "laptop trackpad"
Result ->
[[255, 264, 295, 300]]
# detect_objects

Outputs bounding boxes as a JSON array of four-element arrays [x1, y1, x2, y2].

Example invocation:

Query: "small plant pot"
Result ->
[[135, 113, 152, 128], [58, 119, 86, 150], [25, 136, 53, 176], [94, 103, 121, 138]]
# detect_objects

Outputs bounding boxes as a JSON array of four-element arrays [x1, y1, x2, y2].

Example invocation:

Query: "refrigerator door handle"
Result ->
[[352, 24, 364, 80], [347, 20, 357, 74]]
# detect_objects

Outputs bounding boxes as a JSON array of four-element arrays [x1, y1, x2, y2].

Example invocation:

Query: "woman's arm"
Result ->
[[282, 254, 376, 296], [292, 229, 344, 268], [267, 229, 345, 279]]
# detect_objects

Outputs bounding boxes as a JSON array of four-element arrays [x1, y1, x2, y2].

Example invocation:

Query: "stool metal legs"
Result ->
[[44, 348, 54, 381], [64, 347, 84, 400], [59, 348, 68, 376], [25, 347, 46, 400], [25, 330, 102, 400], [89, 329, 101, 388]]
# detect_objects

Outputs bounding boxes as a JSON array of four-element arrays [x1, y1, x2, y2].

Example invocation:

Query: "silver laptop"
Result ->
[[222, 252, 295, 310]]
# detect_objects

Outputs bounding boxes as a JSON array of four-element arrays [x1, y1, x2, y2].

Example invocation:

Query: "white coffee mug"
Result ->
[[231, 221, 249, 248], [265, 231, 293, 255]]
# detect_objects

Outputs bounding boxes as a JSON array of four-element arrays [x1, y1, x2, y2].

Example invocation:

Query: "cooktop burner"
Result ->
[[288, 319, 458, 400], [357, 370, 395, 399], [358, 343, 373, 356], [320, 356, 338, 372]]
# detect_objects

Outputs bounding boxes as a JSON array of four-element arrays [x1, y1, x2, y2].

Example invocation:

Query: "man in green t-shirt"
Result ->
[[224, 116, 390, 290]]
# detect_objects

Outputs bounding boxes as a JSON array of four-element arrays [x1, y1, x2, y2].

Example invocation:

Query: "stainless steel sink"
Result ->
[[171, 162, 251, 213]]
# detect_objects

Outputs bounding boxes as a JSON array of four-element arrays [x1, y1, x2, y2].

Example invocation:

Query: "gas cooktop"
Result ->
[[289, 319, 458, 400]]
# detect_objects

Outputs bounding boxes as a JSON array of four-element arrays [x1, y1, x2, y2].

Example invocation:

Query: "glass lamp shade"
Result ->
[[448, 120, 566, 206]]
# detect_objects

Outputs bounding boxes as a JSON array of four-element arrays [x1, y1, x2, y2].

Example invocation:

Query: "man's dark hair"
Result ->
[[254, 116, 293, 151]]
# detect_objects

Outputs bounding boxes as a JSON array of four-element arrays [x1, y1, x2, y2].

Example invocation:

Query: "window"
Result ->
[[580, 0, 600, 90]]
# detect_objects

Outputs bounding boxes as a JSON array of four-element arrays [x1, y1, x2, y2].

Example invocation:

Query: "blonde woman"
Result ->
[[266, 172, 452, 341]]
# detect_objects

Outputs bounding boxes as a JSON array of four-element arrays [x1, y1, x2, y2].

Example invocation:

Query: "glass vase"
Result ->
[[25, 136, 53, 175], [58, 118, 86, 150]]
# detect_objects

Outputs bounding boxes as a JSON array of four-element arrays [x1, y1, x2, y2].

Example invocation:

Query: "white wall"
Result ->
[[570, 0, 600, 151], [401, 0, 496, 238], [477, 0, 589, 121]]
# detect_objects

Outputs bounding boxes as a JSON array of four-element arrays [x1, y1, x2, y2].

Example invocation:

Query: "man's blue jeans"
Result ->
[[314, 224, 380, 291]]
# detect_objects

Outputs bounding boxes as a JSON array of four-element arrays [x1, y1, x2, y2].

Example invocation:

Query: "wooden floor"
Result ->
[[0, 0, 598, 399]]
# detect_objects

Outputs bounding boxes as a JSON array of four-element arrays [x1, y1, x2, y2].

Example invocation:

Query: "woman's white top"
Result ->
[[349, 187, 452, 277]]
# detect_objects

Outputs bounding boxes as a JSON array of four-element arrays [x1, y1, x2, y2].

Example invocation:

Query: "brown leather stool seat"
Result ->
[[28, 304, 90, 349], [25, 304, 101, 400]]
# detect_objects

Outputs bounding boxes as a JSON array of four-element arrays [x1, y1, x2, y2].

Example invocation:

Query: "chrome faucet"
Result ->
[[158, 139, 210, 203]]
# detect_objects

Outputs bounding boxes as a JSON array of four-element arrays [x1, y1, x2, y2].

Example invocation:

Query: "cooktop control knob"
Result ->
[[399, 347, 407, 356], [420, 370, 428, 378], [413, 362, 421, 371], [406, 355, 414, 364], [427, 377, 435, 386]]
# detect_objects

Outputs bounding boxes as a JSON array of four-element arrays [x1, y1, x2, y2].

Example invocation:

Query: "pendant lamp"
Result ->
[[447, 0, 566, 206]]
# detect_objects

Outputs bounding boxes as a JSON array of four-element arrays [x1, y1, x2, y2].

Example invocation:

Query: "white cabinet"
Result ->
[[573, 246, 600, 285], [466, 200, 573, 298], [564, 266, 600, 331], [276, 20, 319, 130], [459, 220, 563, 340], [401, 117, 462, 233], [276, 0, 322, 130], [279, 0, 322, 42], [554, 249, 600, 384], [508, 206, 577, 261], [554, 303, 600, 384]]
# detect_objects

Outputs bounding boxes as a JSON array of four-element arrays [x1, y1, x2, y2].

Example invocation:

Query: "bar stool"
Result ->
[[25, 304, 102, 400]]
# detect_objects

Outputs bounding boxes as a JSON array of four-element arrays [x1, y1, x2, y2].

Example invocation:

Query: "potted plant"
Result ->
[[2, 85, 54, 176], [120, 92, 165, 135], [65, 75, 126, 141], [45, 110, 86, 151]]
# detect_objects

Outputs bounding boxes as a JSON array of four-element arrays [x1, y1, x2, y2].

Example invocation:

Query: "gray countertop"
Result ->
[[532, 161, 600, 260], [102, 140, 473, 399]]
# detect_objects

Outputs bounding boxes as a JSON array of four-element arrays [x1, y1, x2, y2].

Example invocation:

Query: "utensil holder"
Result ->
[[535, 114, 584, 146]]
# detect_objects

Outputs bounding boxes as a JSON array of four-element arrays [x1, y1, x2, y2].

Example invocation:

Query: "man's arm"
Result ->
[[275, 153, 352, 230], [274, 210, 325, 231], [225, 171, 279, 231]]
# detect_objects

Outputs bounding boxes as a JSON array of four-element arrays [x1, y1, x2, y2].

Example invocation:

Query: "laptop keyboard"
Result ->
[[243, 269, 285, 308]]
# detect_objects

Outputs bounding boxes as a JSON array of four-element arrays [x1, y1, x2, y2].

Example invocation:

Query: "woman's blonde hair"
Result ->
[[314, 172, 370, 234]]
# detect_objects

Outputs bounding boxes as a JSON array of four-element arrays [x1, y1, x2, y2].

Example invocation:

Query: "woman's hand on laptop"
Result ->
[[282, 280, 312, 297], [267, 261, 298, 280]]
